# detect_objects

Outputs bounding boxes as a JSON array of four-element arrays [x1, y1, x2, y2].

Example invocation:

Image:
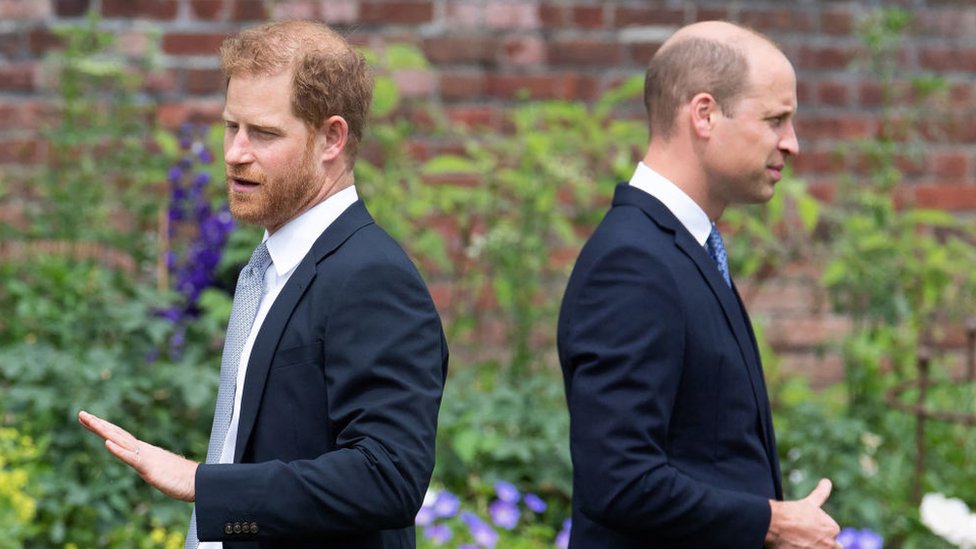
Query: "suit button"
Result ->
[[250, 522, 259, 534], [224, 523, 233, 534], [233, 522, 242, 534]]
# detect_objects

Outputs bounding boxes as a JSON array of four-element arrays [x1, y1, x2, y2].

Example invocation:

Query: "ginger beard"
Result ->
[[226, 133, 320, 230]]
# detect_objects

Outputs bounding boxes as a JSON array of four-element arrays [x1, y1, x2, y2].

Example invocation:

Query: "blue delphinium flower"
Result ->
[[461, 512, 498, 549], [555, 518, 571, 549], [494, 480, 520, 504], [415, 504, 436, 527], [488, 499, 520, 530], [524, 492, 547, 513], [424, 523, 452, 545], [837, 527, 883, 549], [433, 490, 461, 518]]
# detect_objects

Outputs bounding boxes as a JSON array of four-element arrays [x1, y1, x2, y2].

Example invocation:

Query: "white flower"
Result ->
[[920, 492, 976, 548]]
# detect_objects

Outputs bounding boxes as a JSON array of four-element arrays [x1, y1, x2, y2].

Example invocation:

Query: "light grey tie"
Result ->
[[185, 241, 271, 549]]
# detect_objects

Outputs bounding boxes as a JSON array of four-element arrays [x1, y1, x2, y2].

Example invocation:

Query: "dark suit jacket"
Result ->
[[194, 201, 449, 549], [557, 184, 782, 548]]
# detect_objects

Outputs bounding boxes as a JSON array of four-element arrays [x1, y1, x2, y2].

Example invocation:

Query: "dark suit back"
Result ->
[[195, 201, 448, 549], [557, 185, 781, 548]]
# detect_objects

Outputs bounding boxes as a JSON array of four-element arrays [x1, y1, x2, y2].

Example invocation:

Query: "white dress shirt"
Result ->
[[197, 185, 358, 549], [628, 162, 712, 246]]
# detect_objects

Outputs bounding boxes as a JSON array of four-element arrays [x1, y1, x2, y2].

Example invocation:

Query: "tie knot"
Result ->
[[247, 241, 271, 272]]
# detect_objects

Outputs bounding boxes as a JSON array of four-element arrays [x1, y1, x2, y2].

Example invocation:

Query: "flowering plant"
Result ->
[[417, 482, 570, 549], [920, 493, 976, 549], [836, 527, 883, 549]]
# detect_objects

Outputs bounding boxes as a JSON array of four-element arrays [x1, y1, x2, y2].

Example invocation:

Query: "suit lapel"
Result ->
[[233, 201, 375, 462], [613, 185, 776, 461]]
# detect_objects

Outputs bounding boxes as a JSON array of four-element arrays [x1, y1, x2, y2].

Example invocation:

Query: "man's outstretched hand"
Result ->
[[78, 410, 198, 502]]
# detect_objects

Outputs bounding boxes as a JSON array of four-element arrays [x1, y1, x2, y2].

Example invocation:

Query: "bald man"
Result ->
[[557, 21, 841, 548]]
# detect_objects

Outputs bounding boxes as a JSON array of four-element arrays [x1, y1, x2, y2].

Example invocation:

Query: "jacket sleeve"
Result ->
[[194, 253, 447, 540], [559, 243, 770, 548]]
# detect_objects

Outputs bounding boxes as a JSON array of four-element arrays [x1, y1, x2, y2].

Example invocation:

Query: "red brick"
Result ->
[[949, 82, 973, 107], [794, 44, 859, 70], [393, 68, 436, 98], [915, 8, 976, 38], [485, 2, 539, 30], [486, 73, 598, 101], [629, 42, 661, 65], [190, 0, 223, 19], [791, 147, 844, 175], [320, 0, 358, 24], [0, 63, 36, 92], [0, 100, 56, 129], [102, 0, 177, 19], [28, 27, 64, 55], [766, 315, 852, 349], [858, 81, 884, 107], [500, 36, 546, 66], [572, 5, 604, 29], [0, 138, 42, 164], [538, 3, 564, 27], [0, 31, 22, 58], [914, 184, 976, 210], [930, 151, 970, 179], [444, 105, 500, 129], [55, 0, 91, 17], [0, 0, 51, 19], [156, 100, 223, 129], [615, 6, 684, 27], [695, 7, 729, 22], [739, 280, 819, 314], [795, 115, 873, 141], [162, 32, 229, 56], [777, 352, 845, 388], [549, 39, 622, 66], [445, 1, 482, 28], [144, 68, 181, 94], [821, 8, 855, 36], [421, 36, 496, 65], [740, 8, 816, 33], [440, 72, 486, 100], [806, 181, 836, 203], [186, 68, 225, 95], [233, 0, 268, 21], [270, 0, 316, 19], [919, 47, 976, 72], [361, 1, 433, 24], [816, 81, 849, 107]]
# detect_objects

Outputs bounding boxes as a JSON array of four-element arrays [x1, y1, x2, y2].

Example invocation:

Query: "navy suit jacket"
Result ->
[[557, 185, 782, 548], [194, 201, 449, 549]]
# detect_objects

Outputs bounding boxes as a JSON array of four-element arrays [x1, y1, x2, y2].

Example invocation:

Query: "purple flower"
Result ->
[[433, 491, 460, 518], [461, 512, 498, 549], [198, 147, 214, 164], [167, 165, 184, 183], [415, 504, 436, 527], [837, 528, 883, 549], [555, 518, 571, 549], [488, 499, 520, 530], [524, 492, 547, 513], [494, 481, 520, 504], [458, 545, 478, 549], [423, 523, 452, 545]]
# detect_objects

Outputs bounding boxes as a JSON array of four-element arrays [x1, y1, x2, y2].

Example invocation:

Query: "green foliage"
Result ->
[[0, 428, 44, 547], [434, 364, 572, 508]]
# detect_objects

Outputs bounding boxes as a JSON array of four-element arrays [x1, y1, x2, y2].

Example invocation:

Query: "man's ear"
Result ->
[[689, 93, 718, 139], [317, 115, 349, 162]]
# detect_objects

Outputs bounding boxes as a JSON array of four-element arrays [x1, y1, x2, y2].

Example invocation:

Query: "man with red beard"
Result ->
[[80, 21, 448, 549]]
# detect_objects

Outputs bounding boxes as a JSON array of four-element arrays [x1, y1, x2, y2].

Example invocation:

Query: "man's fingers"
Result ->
[[79, 410, 140, 454], [105, 439, 141, 467], [805, 478, 833, 507]]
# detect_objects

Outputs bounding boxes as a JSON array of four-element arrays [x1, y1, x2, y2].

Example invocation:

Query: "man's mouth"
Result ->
[[229, 175, 261, 192]]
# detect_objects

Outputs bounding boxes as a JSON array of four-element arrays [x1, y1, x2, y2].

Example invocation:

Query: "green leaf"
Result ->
[[421, 154, 478, 175], [384, 43, 430, 70], [371, 76, 399, 118]]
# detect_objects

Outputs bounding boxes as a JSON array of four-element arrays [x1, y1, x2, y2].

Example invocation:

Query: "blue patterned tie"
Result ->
[[706, 224, 731, 288], [185, 241, 271, 549]]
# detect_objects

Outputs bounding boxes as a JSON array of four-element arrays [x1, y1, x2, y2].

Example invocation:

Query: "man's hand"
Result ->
[[78, 410, 198, 502], [765, 478, 842, 548]]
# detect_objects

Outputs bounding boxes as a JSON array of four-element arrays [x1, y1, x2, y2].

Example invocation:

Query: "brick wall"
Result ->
[[3, 0, 976, 382]]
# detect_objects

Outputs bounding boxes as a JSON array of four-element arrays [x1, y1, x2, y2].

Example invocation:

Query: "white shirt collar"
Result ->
[[263, 185, 359, 277], [628, 162, 712, 246]]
